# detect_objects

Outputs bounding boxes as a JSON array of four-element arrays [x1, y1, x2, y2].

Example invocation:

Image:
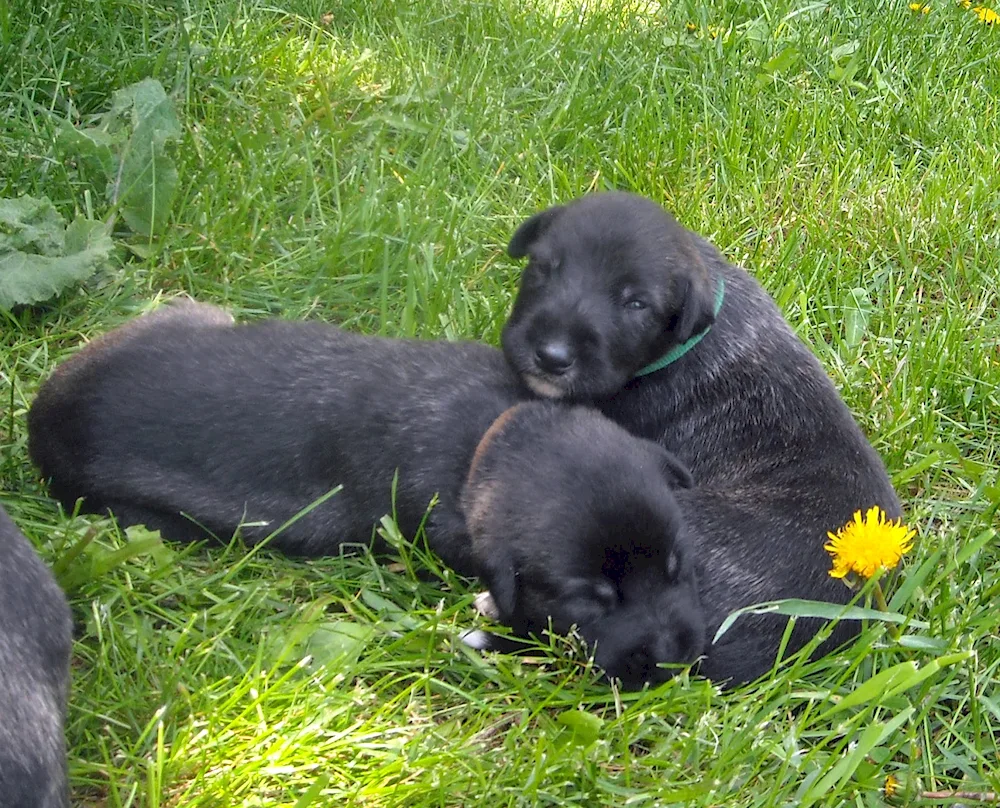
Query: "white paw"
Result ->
[[459, 628, 493, 651], [473, 590, 500, 620]]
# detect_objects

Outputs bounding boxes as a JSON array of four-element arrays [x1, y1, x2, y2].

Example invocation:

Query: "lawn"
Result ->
[[2, 0, 999, 805]]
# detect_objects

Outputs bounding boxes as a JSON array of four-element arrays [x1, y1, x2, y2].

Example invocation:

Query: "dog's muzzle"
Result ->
[[523, 373, 570, 399]]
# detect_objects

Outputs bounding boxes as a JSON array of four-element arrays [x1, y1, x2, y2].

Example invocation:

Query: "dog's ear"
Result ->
[[671, 241, 716, 343], [480, 548, 519, 618], [508, 206, 565, 259], [654, 445, 694, 489]]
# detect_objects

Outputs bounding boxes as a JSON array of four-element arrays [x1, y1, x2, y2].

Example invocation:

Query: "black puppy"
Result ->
[[27, 299, 518, 575], [461, 402, 703, 687], [502, 192, 902, 684], [28, 301, 702, 686], [0, 504, 72, 807]]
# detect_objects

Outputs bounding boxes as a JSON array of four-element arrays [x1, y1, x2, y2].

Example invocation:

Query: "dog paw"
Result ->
[[459, 628, 494, 651], [473, 590, 500, 620]]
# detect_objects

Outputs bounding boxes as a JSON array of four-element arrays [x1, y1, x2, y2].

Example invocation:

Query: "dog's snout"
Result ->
[[673, 625, 702, 662], [627, 644, 653, 672], [534, 340, 575, 375]]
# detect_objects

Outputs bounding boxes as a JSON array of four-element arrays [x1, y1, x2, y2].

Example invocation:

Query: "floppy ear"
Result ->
[[654, 444, 694, 489], [671, 241, 716, 343], [507, 206, 564, 259], [480, 548, 519, 619]]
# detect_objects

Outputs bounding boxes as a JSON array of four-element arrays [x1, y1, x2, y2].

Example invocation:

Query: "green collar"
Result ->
[[632, 276, 726, 378]]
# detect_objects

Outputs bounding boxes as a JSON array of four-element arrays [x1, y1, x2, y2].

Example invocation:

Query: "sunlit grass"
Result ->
[[1, 0, 999, 804]]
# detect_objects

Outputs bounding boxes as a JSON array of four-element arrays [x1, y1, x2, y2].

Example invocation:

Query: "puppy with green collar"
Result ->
[[502, 192, 903, 684]]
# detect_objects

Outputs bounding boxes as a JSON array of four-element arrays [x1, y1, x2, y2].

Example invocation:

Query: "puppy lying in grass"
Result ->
[[462, 402, 703, 688], [0, 504, 72, 808], [27, 300, 699, 685], [502, 192, 903, 684], [28, 299, 513, 574]]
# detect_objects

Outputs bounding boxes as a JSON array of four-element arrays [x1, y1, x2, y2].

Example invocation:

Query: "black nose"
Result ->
[[534, 341, 575, 374]]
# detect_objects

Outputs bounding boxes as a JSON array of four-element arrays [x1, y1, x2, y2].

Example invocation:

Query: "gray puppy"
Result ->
[[27, 302, 701, 685], [0, 504, 72, 807], [461, 402, 703, 687], [501, 192, 902, 684]]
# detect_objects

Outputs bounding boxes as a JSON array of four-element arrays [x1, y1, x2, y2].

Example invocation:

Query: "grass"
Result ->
[[2, 0, 999, 804]]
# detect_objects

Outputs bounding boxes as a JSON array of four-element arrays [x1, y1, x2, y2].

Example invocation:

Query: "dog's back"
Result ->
[[0, 505, 72, 808], [28, 299, 521, 569], [28, 299, 235, 510]]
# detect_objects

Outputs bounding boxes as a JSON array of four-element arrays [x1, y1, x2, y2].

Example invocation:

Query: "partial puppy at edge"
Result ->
[[0, 504, 72, 808]]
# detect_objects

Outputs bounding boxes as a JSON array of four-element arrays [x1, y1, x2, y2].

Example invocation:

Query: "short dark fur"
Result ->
[[502, 192, 902, 684], [461, 403, 703, 688], [27, 299, 521, 576], [29, 305, 702, 687], [0, 504, 72, 808]]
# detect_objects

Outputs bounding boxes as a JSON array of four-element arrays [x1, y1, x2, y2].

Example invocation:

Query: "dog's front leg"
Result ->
[[425, 506, 478, 578]]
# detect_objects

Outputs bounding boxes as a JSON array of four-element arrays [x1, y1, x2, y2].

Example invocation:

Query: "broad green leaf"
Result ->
[[844, 286, 873, 347], [109, 78, 183, 139], [758, 46, 800, 85], [818, 651, 973, 720], [263, 618, 375, 671], [118, 140, 180, 237], [55, 119, 119, 180], [0, 196, 113, 310], [55, 78, 183, 236], [304, 620, 376, 669], [81, 79, 183, 237], [0, 195, 66, 254], [831, 40, 859, 63], [713, 598, 923, 644], [113, 82, 182, 236], [556, 709, 604, 747]]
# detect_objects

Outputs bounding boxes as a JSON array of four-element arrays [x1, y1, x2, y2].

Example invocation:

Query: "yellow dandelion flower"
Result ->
[[959, 0, 972, 7], [909, 2, 930, 12], [824, 506, 915, 580], [686, 22, 698, 33], [973, 5, 1000, 23], [884, 774, 901, 798]]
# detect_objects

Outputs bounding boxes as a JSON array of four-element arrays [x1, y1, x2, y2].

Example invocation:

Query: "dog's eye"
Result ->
[[525, 261, 552, 286], [665, 551, 681, 582], [624, 298, 649, 311]]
